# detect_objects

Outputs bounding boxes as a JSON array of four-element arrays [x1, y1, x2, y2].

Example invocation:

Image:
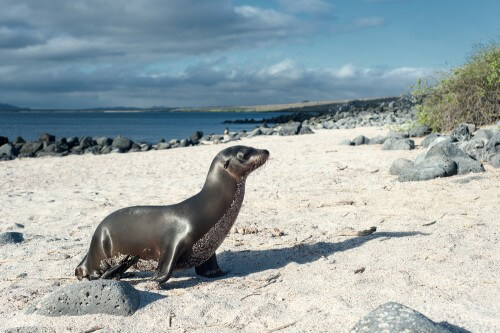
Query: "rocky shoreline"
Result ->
[[0, 97, 415, 161], [1, 95, 499, 182]]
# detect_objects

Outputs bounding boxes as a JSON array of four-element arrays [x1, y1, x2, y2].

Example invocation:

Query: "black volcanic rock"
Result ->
[[39, 133, 56, 143], [20, 141, 43, 157]]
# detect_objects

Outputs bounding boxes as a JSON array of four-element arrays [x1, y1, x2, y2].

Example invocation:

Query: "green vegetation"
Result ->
[[412, 40, 500, 131]]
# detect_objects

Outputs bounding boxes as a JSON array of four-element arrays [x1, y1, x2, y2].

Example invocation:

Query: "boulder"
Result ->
[[39, 133, 55, 143], [14, 136, 26, 145], [428, 136, 452, 149], [111, 136, 132, 151], [484, 132, 500, 155], [488, 153, 500, 168], [96, 137, 112, 146], [451, 123, 474, 142], [351, 302, 451, 333], [387, 131, 409, 139], [277, 122, 301, 136], [30, 280, 140, 317], [299, 125, 314, 135], [389, 158, 414, 176], [19, 141, 43, 157], [426, 142, 484, 175], [409, 124, 431, 137], [189, 131, 203, 144], [247, 128, 262, 138], [398, 156, 457, 182], [382, 138, 415, 150], [352, 135, 370, 146], [79, 137, 95, 150], [368, 136, 386, 145], [0, 143, 18, 158], [421, 133, 441, 148], [0, 136, 8, 146], [66, 137, 79, 148], [473, 128, 493, 141]]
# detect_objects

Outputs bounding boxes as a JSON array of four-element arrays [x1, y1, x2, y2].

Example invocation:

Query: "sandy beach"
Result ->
[[1, 126, 499, 332]]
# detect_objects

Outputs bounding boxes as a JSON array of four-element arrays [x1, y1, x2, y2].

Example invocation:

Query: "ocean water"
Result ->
[[0, 111, 288, 144]]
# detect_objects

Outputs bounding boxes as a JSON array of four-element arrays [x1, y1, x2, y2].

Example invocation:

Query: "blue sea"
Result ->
[[0, 111, 288, 144]]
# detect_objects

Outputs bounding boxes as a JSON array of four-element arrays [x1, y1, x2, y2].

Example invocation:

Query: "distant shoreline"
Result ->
[[0, 96, 399, 113]]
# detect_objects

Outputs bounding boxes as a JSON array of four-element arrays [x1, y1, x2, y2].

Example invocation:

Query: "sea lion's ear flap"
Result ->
[[224, 160, 230, 169]]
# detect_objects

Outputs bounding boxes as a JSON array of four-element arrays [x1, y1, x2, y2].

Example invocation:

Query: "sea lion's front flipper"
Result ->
[[195, 253, 227, 278], [153, 243, 185, 284], [101, 255, 139, 280]]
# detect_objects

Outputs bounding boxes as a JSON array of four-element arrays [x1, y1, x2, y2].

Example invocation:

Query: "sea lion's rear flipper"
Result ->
[[195, 253, 227, 278], [101, 255, 139, 280]]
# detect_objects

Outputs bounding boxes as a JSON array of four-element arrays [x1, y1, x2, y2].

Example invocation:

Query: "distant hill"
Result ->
[[0, 103, 30, 111]]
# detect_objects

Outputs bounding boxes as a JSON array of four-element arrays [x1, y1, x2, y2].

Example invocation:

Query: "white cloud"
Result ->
[[0, 58, 431, 108]]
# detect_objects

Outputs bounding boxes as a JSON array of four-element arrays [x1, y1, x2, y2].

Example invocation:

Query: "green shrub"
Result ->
[[412, 40, 500, 132]]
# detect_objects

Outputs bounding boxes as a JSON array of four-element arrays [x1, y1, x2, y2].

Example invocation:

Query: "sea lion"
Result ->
[[75, 145, 269, 284]]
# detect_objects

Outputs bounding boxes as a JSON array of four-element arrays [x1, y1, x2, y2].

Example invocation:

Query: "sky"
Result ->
[[0, 0, 498, 109]]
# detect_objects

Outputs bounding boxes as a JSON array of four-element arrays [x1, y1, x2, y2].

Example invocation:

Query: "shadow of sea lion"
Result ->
[[154, 231, 427, 291], [218, 231, 427, 277]]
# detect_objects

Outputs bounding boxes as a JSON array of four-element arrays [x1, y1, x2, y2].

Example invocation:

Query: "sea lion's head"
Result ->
[[216, 145, 269, 180]]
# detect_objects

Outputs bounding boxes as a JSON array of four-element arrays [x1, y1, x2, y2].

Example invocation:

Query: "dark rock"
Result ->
[[39, 133, 55, 143], [484, 132, 500, 155], [0, 232, 24, 245], [66, 137, 79, 148], [428, 136, 452, 149], [19, 141, 43, 157], [96, 137, 112, 146], [111, 136, 132, 151], [382, 138, 415, 150], [79, 137, 95, 149], [451, 123, 474, 142], [140, 143, 151, 151], [351, 302, 452, 332], [277, 122, 301, 136], [389, 158, 414, 175], [0, 143, 18, 157], [190, 131, 204, 143], [387, 131, 409, 139], [31, 280, 140, 316], [409, 124, 431, 137], [421, 133, 441, 148], [101, 146, 112, 154], [460, 139, 486, 161], [474, 129, 493, 141], [0, 136, 8, 146], [260, 127, 275, 135], [352, 135, 370, 145], [157, 142, 171, 150], [322, 120, 337, 129], [426, 142, 484, 174], [14, 136, 26, 145], [398, 156, 457, 182], [247, 128, 262, 138], [71, 146, 83, 155], [299, 125, 314, 135], [488, 154, 500, 167], [368, 136, 386, 145]]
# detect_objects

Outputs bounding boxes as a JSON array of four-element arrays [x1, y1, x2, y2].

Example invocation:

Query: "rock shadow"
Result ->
[[218, 231, 427, 277], [137, 289, 166, 309]]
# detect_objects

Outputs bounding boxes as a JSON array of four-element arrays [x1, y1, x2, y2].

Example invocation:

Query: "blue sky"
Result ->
[[0, 0, 498, 108]]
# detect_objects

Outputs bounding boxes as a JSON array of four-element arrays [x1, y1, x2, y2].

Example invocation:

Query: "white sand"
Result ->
[[1, 127, 499, 332]]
